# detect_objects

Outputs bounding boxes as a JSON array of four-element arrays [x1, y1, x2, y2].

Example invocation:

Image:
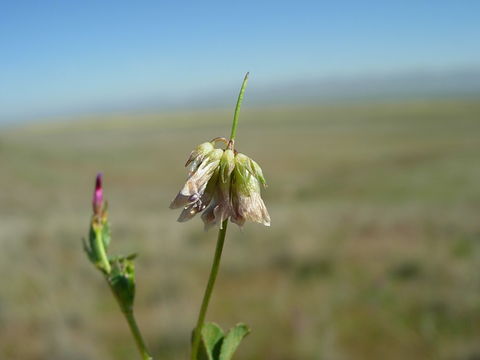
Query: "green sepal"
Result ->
[[249, 159, 266, 186], [85, 225, 97, 262], [232, 157, 250, 194], [219, 149, 235, 183], [186, 142, 215, 171], [234, 153, 266, 196], [84, 221, 111, 273], [82, 237, 96, 264], [101, 220, 111, 249], [108, 255, 136, 312]]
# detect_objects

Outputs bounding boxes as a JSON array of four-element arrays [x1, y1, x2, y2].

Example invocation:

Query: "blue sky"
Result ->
[[1, 1, 479, 121]]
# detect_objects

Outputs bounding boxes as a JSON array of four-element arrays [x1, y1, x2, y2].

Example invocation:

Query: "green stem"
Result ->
[[124, 310, 153, 360], [229, 72, 249, 141], [191, 219, 229, 360], [191, 73, 249, 359], [108, 283, 153, 360]]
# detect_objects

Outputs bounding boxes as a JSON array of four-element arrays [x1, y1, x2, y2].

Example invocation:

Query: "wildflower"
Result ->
[[83, 173, 152, 359], [201, 149, 235, 229], [189, 73, 261, 360], [170, 140, 270, 228], [230, 153, 270, 227], [170, 144, 224, 221], [84, 173, 111, 274]]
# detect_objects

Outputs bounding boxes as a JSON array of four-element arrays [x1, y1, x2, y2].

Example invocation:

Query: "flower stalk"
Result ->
[[84, 174, 154, 360], [230, 72, 249, 141], [190, 219, 228, 360], [190, 72, 251, 360], [109, 282, 153, 360]]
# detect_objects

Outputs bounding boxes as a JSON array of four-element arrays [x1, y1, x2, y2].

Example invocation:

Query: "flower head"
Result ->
[[170, 141, 270, 229]]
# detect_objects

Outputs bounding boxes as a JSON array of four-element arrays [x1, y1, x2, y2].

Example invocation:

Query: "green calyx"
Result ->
[[84, 218, 112, 274], [108, 254, 138, 312], [219, 149, 235, 183], [186, 142, 216, 172], [249, 159, 266, 186], [208, 149, 224, 163], [232, 153, 265, 196]]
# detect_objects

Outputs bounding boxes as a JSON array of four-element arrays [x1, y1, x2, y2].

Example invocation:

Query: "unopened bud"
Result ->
[[93, 173, 104, 215], [84, 173, 112, 274]]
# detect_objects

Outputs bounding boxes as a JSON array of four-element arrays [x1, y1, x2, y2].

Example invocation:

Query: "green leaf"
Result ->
[[219, 323, 251, 360], [198, 322, 224, 360]]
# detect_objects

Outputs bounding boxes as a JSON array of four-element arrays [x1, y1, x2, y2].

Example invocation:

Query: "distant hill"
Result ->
[[2, 67, 480, 125], [123, 67, 480, 110], [199, 67, 480, 107]]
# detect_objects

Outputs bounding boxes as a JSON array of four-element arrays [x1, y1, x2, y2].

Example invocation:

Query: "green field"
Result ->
[[1, 99, 480, 359]]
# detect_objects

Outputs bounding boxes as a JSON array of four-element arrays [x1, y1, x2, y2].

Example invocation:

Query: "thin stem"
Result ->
[[108, 283, 153, 360], [124, 310, 154, 360], [229, 72, 249, 141], [191, 74, 249, 359], [191, 219, 229, 360]]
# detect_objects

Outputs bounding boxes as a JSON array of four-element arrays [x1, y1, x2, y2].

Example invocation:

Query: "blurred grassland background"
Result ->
[[1, 99, 480, 359]]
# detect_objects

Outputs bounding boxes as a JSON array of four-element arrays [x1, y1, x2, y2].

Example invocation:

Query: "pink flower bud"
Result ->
[[93, 173, 104, 215]]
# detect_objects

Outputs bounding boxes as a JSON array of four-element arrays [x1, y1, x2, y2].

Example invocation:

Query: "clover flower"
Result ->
[[170, 140, 270, 229], [170, 143, 224, 221], [230, 153, 270, 227], [201, 149, 235, 229]]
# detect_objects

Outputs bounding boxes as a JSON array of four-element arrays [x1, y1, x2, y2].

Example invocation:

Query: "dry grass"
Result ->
[[1, 99, 480, 359]]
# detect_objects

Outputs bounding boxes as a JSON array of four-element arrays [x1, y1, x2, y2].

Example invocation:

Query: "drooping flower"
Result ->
[[230, 153, 270, 227], [201, 149, 235, 229], [170, 143, 224, 222], [170, 141, 270, 229]]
